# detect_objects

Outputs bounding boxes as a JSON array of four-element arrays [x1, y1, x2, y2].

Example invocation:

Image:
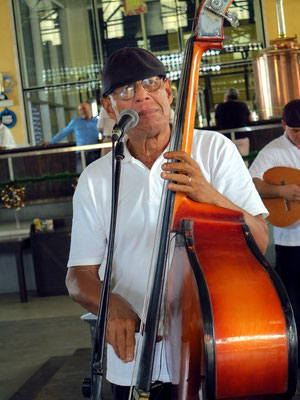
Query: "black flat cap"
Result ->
[[282, 99, 300, 127], [101, 47, 166, 97]]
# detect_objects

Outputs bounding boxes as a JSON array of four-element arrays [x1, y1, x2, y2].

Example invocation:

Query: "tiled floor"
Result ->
[[1, 292, 300, 400], [0, 293, 91, 399]]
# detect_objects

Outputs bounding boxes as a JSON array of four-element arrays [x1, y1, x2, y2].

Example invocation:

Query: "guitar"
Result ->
[[263, 166, 300, 227]]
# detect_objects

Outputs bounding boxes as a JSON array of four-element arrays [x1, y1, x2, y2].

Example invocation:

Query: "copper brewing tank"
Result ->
[[253, 0, 300, 119]]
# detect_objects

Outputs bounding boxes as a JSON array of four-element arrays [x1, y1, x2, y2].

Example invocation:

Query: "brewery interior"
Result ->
[[1, 0, 300, 399]]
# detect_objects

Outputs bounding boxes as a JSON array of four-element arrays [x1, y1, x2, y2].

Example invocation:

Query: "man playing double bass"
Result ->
[[250, 99, 300, 366], [66, 47, 268, 400]]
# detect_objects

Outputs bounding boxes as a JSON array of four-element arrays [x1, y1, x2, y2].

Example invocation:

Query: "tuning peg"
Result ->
[[205, 1, 239, 28], [224, 11, 239, 27]]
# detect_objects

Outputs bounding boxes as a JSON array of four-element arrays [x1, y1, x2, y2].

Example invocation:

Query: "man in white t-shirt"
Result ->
[[97, 106, 115, 156], [249, 99, 300, 365], [0, 117, 16, 150], [66, 47, 268, 399]]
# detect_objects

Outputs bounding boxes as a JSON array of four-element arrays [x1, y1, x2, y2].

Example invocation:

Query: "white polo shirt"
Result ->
[[249, 133, 300, 246], [0, 123, 16, 149], [97, 107, 115, 137], [68, 129, 267, 385]]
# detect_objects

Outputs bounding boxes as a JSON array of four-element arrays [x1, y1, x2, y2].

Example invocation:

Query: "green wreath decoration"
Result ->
[[1, 183, 25, 210], [0, 171, 80, 190]]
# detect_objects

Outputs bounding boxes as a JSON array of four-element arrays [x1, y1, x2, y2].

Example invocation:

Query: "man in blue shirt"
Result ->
[[44, 102, 100, 172]]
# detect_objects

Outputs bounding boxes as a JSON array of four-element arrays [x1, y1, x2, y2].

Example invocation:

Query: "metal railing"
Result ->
[[0, 121, 283, 181], [0, 142, 112, 181], [218, 122, 282, 140]]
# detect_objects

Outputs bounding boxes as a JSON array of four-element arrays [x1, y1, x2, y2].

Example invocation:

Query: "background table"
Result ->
[[0, 235, 30, 302]]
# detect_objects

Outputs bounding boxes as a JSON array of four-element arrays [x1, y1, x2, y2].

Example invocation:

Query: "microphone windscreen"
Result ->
[[118, 109, 139, 129]]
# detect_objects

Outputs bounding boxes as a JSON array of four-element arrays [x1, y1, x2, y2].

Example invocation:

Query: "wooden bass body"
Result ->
[[165, 199, 298, 400]]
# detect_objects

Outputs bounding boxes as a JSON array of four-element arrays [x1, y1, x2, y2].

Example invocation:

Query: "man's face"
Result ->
[[282, 121, 300, 149], [102, 77, 173, 140], [78, 103, 91, 120]]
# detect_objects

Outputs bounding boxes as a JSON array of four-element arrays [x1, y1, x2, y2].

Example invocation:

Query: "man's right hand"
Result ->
[[66, 265, 140, 363], [106, 293, 140, 363], [280, 184, 300, 202], [42, 141, 50, 146]]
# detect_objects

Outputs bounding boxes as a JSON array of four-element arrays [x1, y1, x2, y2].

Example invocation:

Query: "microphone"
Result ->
[[112, 109, 139, 141]]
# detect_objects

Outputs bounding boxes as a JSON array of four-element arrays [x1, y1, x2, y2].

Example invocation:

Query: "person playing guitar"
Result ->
[[249, 99, 300, 367]]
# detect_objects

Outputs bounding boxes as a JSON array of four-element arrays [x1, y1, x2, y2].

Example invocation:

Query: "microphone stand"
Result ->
[[85, 136, 125, 400]]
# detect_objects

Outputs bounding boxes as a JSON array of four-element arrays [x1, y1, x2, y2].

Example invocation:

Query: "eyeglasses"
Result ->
[[111, 76, 165, 100]]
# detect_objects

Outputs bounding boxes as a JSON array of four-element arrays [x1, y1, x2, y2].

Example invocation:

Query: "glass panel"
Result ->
[[100, 0, 142, 56], [161, 0, 188, 31], [13, 0, 101, 88], [99, 0, 189, 55], [154, 0, 266, 126], [12, 0, 101, 145], [197, 0, 265, 126], [13, 0, 266, 144], [24, 82, 101, 145], [102, 0, 124, 39]]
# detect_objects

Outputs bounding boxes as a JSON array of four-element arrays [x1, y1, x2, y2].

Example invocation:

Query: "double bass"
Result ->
[[133, 1, 298, 399]]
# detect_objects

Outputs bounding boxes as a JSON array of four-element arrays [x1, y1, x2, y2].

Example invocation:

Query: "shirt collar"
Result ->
[[122, 135, 171, 164], [284, 131, 299, 149]]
